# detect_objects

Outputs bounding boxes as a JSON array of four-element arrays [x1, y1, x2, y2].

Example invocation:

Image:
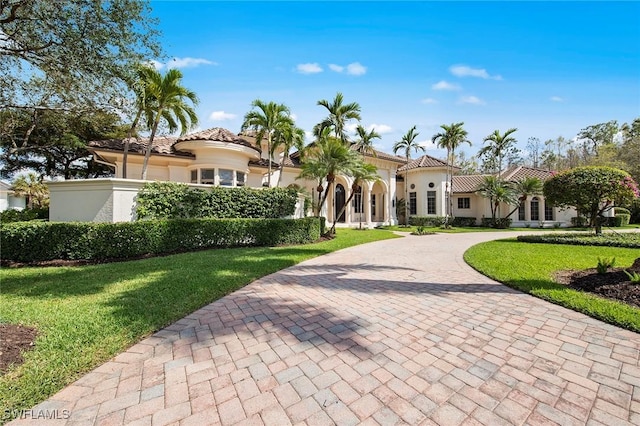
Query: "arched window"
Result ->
[[530, 197, 540, 221]]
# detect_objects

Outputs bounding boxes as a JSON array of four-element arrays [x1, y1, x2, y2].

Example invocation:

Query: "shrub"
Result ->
[[571, 216, 588, 227], [596, 257, 615, 274], [480, 217, 512, 228], [614, 207, 631, 215], [0, 207, 49, 223], [624, 270, 640, 282], [135, 182, 299, 220], [409, 216, 446, 227], [452, 216, 477, 227], [0, 217, 322, 263], [517, 233, 640, 249]]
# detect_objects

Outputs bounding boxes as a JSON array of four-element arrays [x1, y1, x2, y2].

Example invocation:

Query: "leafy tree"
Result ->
[[1, 0, 161, 144], [393, 125, 424, 224], [504, 177, 543, 219], [140, 68, 198, 180], [526, 137, 543, 168], [478, 128, 519, 174], [298, 131, 359, 228], [619, 118, 640, 184], [330, 161, 378, 234], [432, 122, 471, 226], [0, 109, 126, 179], [313, 93, 361, 143], [241, 100, 293, 187], [453, 151, 480, 175], [272, 122, 305, 187], [543, 166, 639, 234], [477, 176, 517, 222], [12, 172, 49, 209], [578, 120, 619, 158]]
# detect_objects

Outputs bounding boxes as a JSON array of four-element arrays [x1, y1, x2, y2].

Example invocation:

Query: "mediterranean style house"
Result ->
[[49, 127, 575, 226]]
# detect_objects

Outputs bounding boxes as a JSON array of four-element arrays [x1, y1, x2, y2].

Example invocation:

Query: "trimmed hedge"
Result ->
[[136, 182, 298, 220], [452, 216, 477, 227], [0, 207, 49, 223], [517, 233, 640, 249], [409, 216, 446, 227], [0, 217, 322, 263], [480, 217, 512, 229]]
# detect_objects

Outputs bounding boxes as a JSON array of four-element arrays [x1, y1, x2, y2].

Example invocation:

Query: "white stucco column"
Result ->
[[365, 187, 372, 226]]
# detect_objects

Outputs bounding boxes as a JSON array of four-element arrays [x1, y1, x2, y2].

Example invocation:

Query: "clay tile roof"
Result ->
[[452, 174, 491, 193], [397, 154, 451, 172], [88, 136, 194, 158], [500, 165, 554, 181], [348, 145, 406, 163], [177, 128, 259, 152]]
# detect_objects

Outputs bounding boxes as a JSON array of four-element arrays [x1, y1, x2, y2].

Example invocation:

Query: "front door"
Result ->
[[335, 184, 346, 222]]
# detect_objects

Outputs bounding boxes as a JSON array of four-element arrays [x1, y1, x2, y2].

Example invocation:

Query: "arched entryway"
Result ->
[[335, 184, 346, 222]]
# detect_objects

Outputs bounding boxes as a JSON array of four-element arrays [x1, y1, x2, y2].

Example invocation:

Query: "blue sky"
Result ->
[[149, 1, 640, 160]]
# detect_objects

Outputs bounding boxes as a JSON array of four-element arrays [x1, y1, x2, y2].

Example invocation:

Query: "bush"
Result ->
[[571, 216, 588, 227], [0, 207, 49, 223], [452, 216, 477, 227], [0, 217, 322, 263], [480, 217, 512, 228], [135, 182, 299, 220], [614, 207, 631, 215], [517, 233, 640, 249], [409, 216, 446, 227]]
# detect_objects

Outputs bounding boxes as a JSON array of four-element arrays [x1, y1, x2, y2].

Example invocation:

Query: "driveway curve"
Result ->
[[13, 232, 640, 425]]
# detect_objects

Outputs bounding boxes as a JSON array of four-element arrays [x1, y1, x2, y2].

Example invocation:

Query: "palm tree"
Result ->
[[123, 65, 156, 179], [330, 161, 378, 234], [432, 122, 471, 227], [299, 131, 359, 231], [393, 125, 424, 225], [477, 176, 517, 224], [505, 177, 543, 219], [478, 128, 518, 174], [313, 92, 361, 143], [241, 100, 293, 187], [12, 172, 49, 209], [141, 68, 199, 180], [353, 125, 380, 221], [272, 122, 305, 187]]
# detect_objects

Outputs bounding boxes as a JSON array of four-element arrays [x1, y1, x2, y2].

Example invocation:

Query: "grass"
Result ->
[[0, 228, 400, 418], [464, 239, 640, 332]]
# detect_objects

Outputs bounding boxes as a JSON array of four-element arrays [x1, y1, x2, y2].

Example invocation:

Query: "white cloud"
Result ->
[[368, 123, 393, 134], [328, 64, 344, 73], [152, 57, 216, 70], [550, 96, 564, 102], [421, 98, 438, 104], [418, 139, 438, 150], [290, 113, 298, 121], [459, 95, 485, 105], [209, 111, 237, 121], [449, 64, 502, 80], [148, 60, 164, 70], [296, 63, 323, 74], [346, 62, 367, 76], [432, 80, 461, 91], [304, 131, 314, 140], [344, 122, 359, 134]]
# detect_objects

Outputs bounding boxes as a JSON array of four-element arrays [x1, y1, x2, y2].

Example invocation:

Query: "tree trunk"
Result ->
[[123, 109, 142, 179], [141, 112, 161, 180], [267, 135, 272, 187], [330, 191, 356, 235]]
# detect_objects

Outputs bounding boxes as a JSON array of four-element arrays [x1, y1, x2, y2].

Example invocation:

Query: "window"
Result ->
[[409, 192, 417, 215], [371, 194, 376, 217], [236, 172, 246, 187], [201, 169, 215, 185], [518, 203, 526, 221], [427, 191, 436, 215], [353, 186, 363, 213], [544, 200, 554, 221], [457, 197, 470, 209], [190, 170, 198, 184], [530, 197, 540, 221], [219, 169, 233, 186]]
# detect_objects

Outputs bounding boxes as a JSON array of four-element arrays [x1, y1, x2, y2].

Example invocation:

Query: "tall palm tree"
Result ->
[[313, 92, 361, 143], [272, 122, 305, 187], [123, 65, 156, 179], [330, 161, 378, 234], [299, 131, 359, 230], [478, 128, 518, 175], [241, 100, 293, 187], [141, 68, 199, 180], [432, 122, 471, 227], [353, 125, 380, 157], [12, 172, 49, 209], [393, 125, 424, 225], [505, 177, 543, 219]]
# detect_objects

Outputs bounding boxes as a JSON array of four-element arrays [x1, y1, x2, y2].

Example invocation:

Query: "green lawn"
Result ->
[[0, 228, 399, 418], [464, 239, 640, 332]]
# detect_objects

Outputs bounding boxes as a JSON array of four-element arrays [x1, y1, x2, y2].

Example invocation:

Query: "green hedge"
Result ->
[[480, 217, 512, 229], [517, 233, 640, 249], [0, 207, 49, 223], [409, 216, 446, 227], [452, 216, 477, 227], [0, 217, 322, 263], [136, 182, 298, 220]]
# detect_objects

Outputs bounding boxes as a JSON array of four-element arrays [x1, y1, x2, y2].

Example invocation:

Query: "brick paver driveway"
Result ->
[[13, 232, 640, 425]]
